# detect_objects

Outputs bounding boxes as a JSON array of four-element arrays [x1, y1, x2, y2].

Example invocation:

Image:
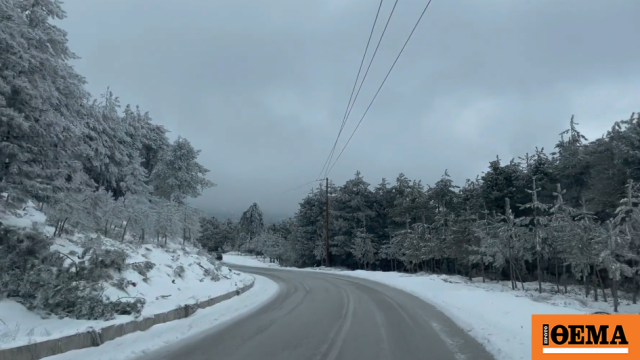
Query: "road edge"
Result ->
[[0, 279, 255, 360]]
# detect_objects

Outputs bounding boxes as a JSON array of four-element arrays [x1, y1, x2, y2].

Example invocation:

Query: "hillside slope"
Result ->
[[0, 201, 252, 350]]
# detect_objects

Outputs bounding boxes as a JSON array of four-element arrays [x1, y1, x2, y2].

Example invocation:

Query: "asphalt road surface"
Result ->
[[138, 265, 496, 360]]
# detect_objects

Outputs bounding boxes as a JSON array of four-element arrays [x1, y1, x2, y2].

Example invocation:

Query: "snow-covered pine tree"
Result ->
[[153, 198, 181, 244], [391, 226, 413, 271], [497, 198, 525, 290], [548, 183, 575, 293], [135, 107, 171, 175], [219, 219, 239, 251], [118, 194, 150, 241], [408, 222, 430, 272], [351, 229, 376, 270], [388, 173, 415, 229], [151, 136, 215, 204], [585, 115, 637, 213], [598, 219, 631, 312], [291, 186, 326, 266], [429, 170, 458, 273], [82, 89, 149, 200], [238, 202, 265, 252], [472, 202, 494, 283], [379, 235, 401, 271], [517, 171, 550, 293], [569, 199, 605, 300], [0, 0, 93, 203], [457, 178, 483, 280], [197, 216, 219, 251], [349, 214, 377, 270], [371, 178, 394, 259], [255, 231, 285, 263], [554, 116, 590, 207], [181, 205, 202, 244], [333, 171, 374, 267], [612, 179, 640, 303]]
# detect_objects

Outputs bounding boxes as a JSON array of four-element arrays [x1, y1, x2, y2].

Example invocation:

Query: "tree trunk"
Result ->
[[562, 261, 568, 294], [592, 266, 599, 302], [507, 238, 514, 289], [633, 266, 638, 304], [183, 211, 187, 245], [555, 258, 560, 293], [513, 262, 525, 290], [509, 258, 516, 290], [536, 248, 542, 293], [612, 277, 619, 313], [121, 216, 131, 242], [596, 269, 607, 302], [584, 268, 590, 298], [60, 217, 68, 235]]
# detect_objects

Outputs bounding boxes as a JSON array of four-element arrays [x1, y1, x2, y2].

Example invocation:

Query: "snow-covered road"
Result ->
[[222, 253, 640, 360], [120, 264, 494, 360]]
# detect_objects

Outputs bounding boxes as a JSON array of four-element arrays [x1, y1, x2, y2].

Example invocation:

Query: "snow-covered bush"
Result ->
[[173, 265, 186, 279], [110, 277, 136, 293], [130, 260, 156, 277], [0, 224, 145, 320]]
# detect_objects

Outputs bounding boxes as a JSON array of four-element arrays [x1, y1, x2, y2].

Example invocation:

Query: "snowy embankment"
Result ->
[[46, 276, 279, 360], [223, 253, 640, 360], [0, 202, 258, 351]]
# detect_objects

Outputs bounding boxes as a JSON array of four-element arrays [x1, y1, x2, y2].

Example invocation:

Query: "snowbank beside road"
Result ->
[[223, 253, 640, 360], [223, 252, 282, 268], [0, 202, 252, 350], [45, 275, 279, 360]]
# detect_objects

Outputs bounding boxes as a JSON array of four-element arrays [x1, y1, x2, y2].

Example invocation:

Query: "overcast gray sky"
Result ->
[[57, 0, 640, 217]]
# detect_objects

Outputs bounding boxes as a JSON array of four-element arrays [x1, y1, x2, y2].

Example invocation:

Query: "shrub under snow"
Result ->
[[0, 225, 145, 320]]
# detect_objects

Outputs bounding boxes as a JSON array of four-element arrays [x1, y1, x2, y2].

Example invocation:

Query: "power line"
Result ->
[[325, 0, 400, 179], [317, 0, 385, 180], [327, 0, 435, 176], [282, 178, 323, 194]]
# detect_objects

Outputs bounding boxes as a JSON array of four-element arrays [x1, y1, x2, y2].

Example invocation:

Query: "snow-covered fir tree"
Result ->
[[237, 202, 265, 252]]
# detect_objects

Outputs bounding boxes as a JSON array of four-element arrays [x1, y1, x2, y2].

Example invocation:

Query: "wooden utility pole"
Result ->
[[325, 177, 331, 267]]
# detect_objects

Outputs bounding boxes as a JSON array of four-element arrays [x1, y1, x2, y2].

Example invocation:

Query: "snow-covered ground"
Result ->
[[45, 275, 279, 360], [223, 253, 640, 360], [0, 202, 253, 350]]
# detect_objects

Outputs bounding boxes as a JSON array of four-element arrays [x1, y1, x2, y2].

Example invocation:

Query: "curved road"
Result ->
[[139, 265, 495, 360]]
